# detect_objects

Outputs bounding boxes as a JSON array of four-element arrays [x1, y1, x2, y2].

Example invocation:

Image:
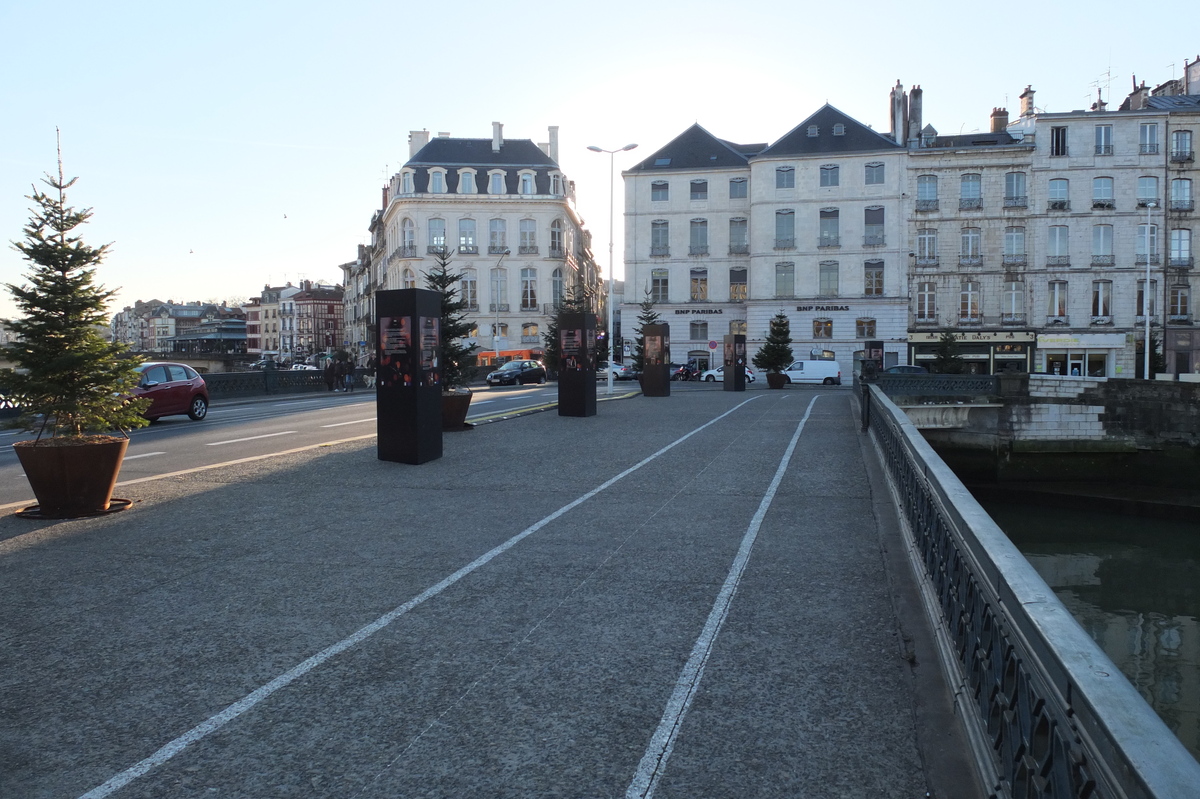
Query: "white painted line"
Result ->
[[626, 395, 819, 799], [77, 397, 763, 799], [472, 400, 495, 406], [123, 452, 166, 461], [320, 419, 375, 428], [205, 431, 296, 447]]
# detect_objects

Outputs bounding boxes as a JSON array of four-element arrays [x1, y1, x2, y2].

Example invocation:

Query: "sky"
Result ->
[[2, 0, 1196, 322]]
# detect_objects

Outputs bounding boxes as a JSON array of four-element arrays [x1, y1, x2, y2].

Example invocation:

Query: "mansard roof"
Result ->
[[759, 104, 903, 157], [406, 138, 558, 169], [1146, 94, 1200, 109], [628, 123, 763, 172]]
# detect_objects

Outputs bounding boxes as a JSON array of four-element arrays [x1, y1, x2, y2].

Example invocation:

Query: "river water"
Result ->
[[978, 500, 1200, 763]]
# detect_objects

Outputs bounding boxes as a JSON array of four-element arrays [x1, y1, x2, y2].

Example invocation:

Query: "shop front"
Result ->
[[1035, 332, 1126, 377], [908, 330, 1036, 374]]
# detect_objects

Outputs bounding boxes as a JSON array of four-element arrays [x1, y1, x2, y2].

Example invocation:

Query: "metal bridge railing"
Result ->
[[859, 382, 1200, 798]]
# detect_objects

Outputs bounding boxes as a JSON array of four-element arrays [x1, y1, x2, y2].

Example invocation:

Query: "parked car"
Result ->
[[132, 362, 209, 421], [597, 363, 634, 381], [292, 363, 319, 371], [486, 359, 547, 387], [780, 360, 843, 385], [699, 365, 756, 383], [883, 364, 928, 374]]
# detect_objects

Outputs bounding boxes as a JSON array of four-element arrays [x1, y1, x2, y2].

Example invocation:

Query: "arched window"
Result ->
[[551, 268, 564, 308], [521, 267, 538, 310], [550, 220, 565, 256], [403, 268, 416, 289]]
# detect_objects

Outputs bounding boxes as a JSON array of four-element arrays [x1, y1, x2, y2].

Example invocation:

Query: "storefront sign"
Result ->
[[796, 305, 850, 312], [1036, 332, 1125, 349], [908, 330, 1035, 344], [673, 308, 724, 315]]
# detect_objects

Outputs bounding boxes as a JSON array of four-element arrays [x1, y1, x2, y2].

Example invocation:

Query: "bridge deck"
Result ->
[[0, 388, 982, 798]]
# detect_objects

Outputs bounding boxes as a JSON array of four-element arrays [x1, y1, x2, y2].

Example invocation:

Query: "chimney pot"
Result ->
[[492, 121, 503, 152]]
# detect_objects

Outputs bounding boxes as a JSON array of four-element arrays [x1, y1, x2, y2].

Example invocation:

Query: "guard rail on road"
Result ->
[[860, 381, 1200, 799]]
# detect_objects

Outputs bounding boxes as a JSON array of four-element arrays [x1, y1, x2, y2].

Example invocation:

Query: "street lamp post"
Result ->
[[1144, 201, 1157, 379], [587, 142, 638, 394], [493, 248, 509, 364]]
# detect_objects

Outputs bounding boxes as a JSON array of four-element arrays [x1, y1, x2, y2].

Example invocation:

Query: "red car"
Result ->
[[133, 362, 209, 421]]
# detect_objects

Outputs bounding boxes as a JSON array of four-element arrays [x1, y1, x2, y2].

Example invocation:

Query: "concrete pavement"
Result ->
[[0, 387, 983, 798]]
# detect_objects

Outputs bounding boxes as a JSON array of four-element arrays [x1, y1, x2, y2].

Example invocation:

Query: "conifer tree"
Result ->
[[1, 161, 149, 439], [631, 291, 662, 373], [423, 248, 477, 391], [542, 285, 588, 374], [932, 331, 966, 374], [752, 312, 794, 374]]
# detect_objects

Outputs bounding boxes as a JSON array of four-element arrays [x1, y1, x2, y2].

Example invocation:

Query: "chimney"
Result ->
[[492, 121, 503, 153], [1019, 86, 1036, 117], [548, 125, 559, 162], [907, 86, 923, 146], [990, 107, 1009, 133], [409, 130, 430, 158], [889, 80, 906, 143]]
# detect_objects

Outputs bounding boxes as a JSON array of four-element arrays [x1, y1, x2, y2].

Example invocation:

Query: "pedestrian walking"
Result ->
[[365, 355, 377, 389], [323, 359, 336, 391]]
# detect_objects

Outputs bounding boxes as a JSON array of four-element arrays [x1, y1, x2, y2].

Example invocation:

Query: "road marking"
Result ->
[[626, 395, 819, 799], [320, 419, 375, 428], [205, 431, 295, 446], [123, 452, 166, 461], [76, 397, 763, 799]]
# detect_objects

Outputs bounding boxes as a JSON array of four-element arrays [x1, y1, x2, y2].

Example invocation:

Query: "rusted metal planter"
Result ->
[[13, 436, 131, 518], [441, 389, 473, 432]]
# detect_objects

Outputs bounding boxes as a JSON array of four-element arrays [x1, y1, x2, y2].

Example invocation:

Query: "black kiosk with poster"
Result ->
[[641, 323, 670, 397], [375, 289, 442, 464], [723, 334, 747, 392], [558, 312, 597, 417]]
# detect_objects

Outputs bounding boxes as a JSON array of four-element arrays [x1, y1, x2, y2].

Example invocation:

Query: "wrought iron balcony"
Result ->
[[959, 255, 982, 266], [520, 335, 540, 344], [1046, 315, 1070, 326], [1046, 255, 1071, 266], [863, 235, 886, 247], [549, 247, 566, 259], [958, 315, 983, 326], [1091, 199, 1115, 210], [1001, 314, 1026, 326], [1047, 200, 1070, 211], [520, 304, 539, 313], [465, 303, 480, 312], [1090, 315, 1113, 326], [914, 316, 939, 326], [1091, 255, 1115, 266], [1137, 198, 1160, 208], [459, 245, 479, 255], [959, 198, 983, 210], [400, 244, 418, 258], [1002, 254, 1027, 266], [1168, 314, 1193, 324], [915, 256, 939, 268], [1169, 256, 1195, 269], [649, 245, 669, 257], [916, 199, 939, 211], [774, 237, 795, 250], [1170, 200, 1194, 212], [1140, 143, 1159, 154], [728, 244, 750, 255], [689, 245, 709, 256], [488, 245, 509, 255], [1170, 150, 1195, 163], [1004, 196, 1028, 208], [1135, 254, 1161, 265], [1095, 144, 1113, 155], [427, 245, 449, 255], [817, 236, 840, 248], [488, 303, 510, 312], [518, 245, 539, 255]]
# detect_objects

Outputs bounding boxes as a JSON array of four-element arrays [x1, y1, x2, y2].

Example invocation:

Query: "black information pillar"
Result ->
[[558, 312, 597, 417], [640, 323, 671, 397], [723, 334, 747, 392], [375, 289, 442, 464]]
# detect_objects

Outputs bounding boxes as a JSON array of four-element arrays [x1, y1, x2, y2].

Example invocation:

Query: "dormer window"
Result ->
[[519, 172, 536, 195], [429, 170, 446, 193], [550, 173, 563, 195], [488, 172, 506, 194], [401, 171, 414, 194], [458, 170, 476, 194], [807, 125, 819, 137], [833, 124, 846, 136]]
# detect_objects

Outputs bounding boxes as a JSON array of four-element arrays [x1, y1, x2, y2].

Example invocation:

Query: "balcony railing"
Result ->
[[1047, 200, 1070, 211], [488, 245, 509, 255], [959, 198, 983, 210], [1046, 255, 1071, 266], [1169, 256, 1195, 269], [1168, 314, 1193, 324], [958, 315, 983, 326], [1137, 198, 1160, 208], [863, 235, 886, 247], [1091, 255, 1115, 266], [915, 257, 939, 268], [1135, 254, 1161, 265], [914, 317, 939, 326], [548, 247, 566, 259], [959, 255, 982, 266], [427, 245, 449, 255], [689, 245, 709, 256], [520, 335, 540, 344], [1092, 199, 1115, 210], [400, 244, 418, 258], [1095, 144, 1113, 155], [488, 303, 510, 312], [520, 304, 539, 313], [1004, 196, 1028, 208], [1046, 315, 1070, 326], [728, 244, 750, 255], [465, 303, 480, 312], [649, 245, 669, 257], [916, 199, 939, 211], [817, 236, 840, 248], [1002, 254, 1027, 266], [518, 245, 539, 255], [459, 245, 479, 254], [1001, 314, 1026, 326], [1140, 143, 1159, 154], [1090, 315, 1114, 326], [1170, 150, 1195, 163], [1170, 200, 1194, 212], [774, 237, 795, 250]]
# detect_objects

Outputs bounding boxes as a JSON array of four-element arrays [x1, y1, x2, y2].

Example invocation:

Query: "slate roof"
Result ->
[[924, 132, 1024, 148], [628, 124, 761, 172], [1146, 94, 1200, 110], [407, 138, 558, 169], [759, 104, 903, 157]]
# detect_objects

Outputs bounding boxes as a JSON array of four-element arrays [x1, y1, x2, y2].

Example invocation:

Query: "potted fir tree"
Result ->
[[753, 312, 795, 389], [1, 162, 150, 517], [424, 248, 478, 431]]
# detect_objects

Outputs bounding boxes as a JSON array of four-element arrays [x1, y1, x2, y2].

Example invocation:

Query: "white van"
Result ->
[[781, 360, 842, 385]]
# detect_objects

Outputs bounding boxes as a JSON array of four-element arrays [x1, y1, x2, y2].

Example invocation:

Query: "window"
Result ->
[[550, 220, 564, 255], [1048, 226, 1070, 259], [807, 125, 819, 137], [820, 165, 839, 187], [1003, 281, 1025, 321], [917, 175, 938, 210], [1048, 281, 1068, 317], [1137, 224, 1159, 262], [729, 218, 748, 254], [818, 261, 839, 296], [519, 173, 535, 195], [458, 218, 477, 253], [403, 268, 416, 289], [1092, 225, 1113, 259], [1138, 176, 1159, 206], [960, 174, 982, 209], [856, 318, 876, 338], [689, 321, 708, 340], [1170, 229, 1192, 265], [961, 227, 981, 261], [462, 269, 478, 309], [729, 320, 747, 335], [1172, 178, 1194, 211], [917, 282, 937, 321], [690, 267, 708, 300], [519, 219, 537, 253], [522, 323, 539, 340], [651, 181, 669, 201], [864, 261, 883, 296], [729, 267, 747, 301], [402, 218, 415, 251], [775, 262, 795, 297], [833, 124, 846, 136], [1048, 178, 1070, 210], [1171, 130, 1193, 161], [1170, 285, 1190, 318], [1004, 226, 1026, 257], [775, 210, 795, 249], [521, 268, 537, 310], [916, 229, 938, 263], [489, 172, 506, 194], [864, 162, 885, 185], [551, 173, 563, 195], [863, 207, 884, 245], [960, 281, 981, 321], [813, 319, 832, 338], [729, 177, 747, 199], [401, 171, 414, 193], [1138, 279, 1157, 317], [459, 171, 476, 194], [1141, 123, 1159, 154], [490, 322, 508, 338], [551, 268, 563, 308], [819, 208, 839, 247], [489, 219, 507, 253], [429, 170, 446, 193], [651, 220, 670, 256], [651, 268, 669, 303], [1092, 177, 1114, 207], [690, 180, 708, 201], [1095, 125, 1113, 155], [1005, 172, 1027, 206], [1050, 126, 1069, 156], [689, 219, 708, 255], [490, 267, 507, 311], [776, 167, 795, 189], [1092, 280, 1112, 318], [428, 218, 446, 251]]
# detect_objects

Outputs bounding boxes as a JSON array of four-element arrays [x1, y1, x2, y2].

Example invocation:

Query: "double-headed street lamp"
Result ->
[[493, 248, 510, 364], [1144, 201, 1157, 379], [587, 142, 638, 394]]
